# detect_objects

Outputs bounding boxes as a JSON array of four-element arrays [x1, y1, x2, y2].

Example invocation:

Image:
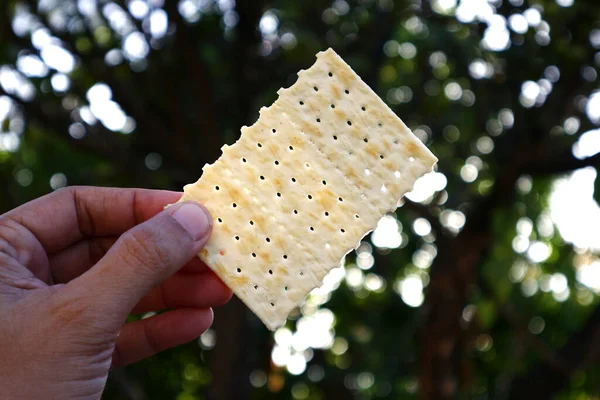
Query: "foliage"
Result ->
[[2, 0, 600, 398]]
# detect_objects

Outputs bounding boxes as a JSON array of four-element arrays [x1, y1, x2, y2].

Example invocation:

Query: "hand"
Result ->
[[0, 187, 232, 400]]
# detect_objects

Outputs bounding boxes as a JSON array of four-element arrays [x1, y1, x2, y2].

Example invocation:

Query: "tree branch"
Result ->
[[526, 149, 600, 176], [478, 278, 570, 375], [163, 1, 222, 162], [356, 3, 396, 90], [507, 304, 600, 398], [207, 3, 265, 399], [418, 123, 532, 397], [500, 305, 569, 373]]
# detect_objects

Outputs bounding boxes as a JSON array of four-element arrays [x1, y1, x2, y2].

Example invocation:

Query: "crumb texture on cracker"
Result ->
[[179, 48, 437, 331]]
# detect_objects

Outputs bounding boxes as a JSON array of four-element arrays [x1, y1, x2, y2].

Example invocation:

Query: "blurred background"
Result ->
[[1, 0, 600, 398]]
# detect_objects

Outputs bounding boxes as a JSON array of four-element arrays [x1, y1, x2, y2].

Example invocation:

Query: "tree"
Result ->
[[1, 0, 600, 398]]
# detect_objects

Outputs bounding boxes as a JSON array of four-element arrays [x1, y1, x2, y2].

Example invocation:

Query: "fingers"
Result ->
[[180, 257, 210, 274], [4, 186, 183, 255], [49, 237, 118, 283], [76, 201, 212, 324], [111, 308, 213, 368], [49, 239, 209, 284], [132, 270, 232, 314]]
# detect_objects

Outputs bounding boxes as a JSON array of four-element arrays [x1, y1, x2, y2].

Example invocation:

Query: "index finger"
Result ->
[[3, 186, 184, 254]]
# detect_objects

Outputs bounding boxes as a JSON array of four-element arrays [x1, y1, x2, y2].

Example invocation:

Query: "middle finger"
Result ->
[[132, 270, 232, 314]]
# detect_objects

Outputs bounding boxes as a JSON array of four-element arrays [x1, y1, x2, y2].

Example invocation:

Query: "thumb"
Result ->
[[78, 201, 212, 320]]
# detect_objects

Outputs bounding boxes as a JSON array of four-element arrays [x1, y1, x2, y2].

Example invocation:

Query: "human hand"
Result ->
[[0, 187, 232, 400]]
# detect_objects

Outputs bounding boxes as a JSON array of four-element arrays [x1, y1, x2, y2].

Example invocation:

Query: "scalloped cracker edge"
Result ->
[[177, 48, 438, 330]]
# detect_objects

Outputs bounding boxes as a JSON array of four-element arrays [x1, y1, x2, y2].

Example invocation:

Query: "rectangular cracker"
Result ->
[[178, 48, 437, 330]]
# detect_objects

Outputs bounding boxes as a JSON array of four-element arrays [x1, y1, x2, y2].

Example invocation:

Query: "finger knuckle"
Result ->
[[0, 220, 19, 259], [88, 238, 114, 265], [72, 188, 97, 237], [53, 186, 74, 198]]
